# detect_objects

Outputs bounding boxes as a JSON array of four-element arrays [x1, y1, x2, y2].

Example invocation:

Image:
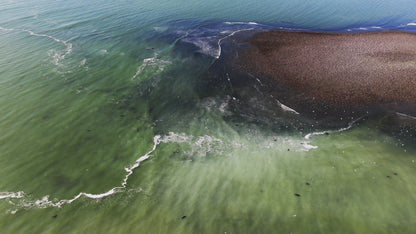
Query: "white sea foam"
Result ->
[[180, 22, 260, 59], [131, 56, 171, 80], [407, 23, 416, 26], [269, 95, 299, 115], [200, 96, 232, 116], [1, 130, 323, 211], [277, 100, 299, 115], [305, 116, 364, 140], [160, 132, 224, 157], [224, 21, 260, 25], [0, 26, 72, 65], [396, 112, 416, 120], [0, 132, 224, 211], [0, 192, 25, 199], [216, 28, 254, 59], [300, 141, 319, 151]]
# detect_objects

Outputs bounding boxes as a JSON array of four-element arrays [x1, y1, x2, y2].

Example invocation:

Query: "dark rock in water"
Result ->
[[393, 173, 398, 176], [295, 193, 301, 197], [305, 182, 310, 186], [52, 214, 58, 218], [287, 148, 290, 151], [181, 216, 187, 220], [387, 175, 391, 179], [325, 132, 329, 135]]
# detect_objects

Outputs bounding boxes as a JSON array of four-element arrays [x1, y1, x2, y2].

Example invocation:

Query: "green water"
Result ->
[[1, 0, 416, 233]]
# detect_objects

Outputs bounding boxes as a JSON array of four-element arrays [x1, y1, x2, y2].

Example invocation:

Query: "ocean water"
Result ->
[[1, 0, 416, 233]]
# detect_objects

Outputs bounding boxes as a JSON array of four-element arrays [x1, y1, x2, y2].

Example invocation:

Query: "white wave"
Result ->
[[0, 132, 224, 211], [396, 112, 416, 120], [305, 116, 365, 140], [131, 56, 171, 80], [0, 26, 72, 65], [300, 141, 319, 151], [0, 191, 25, 199], [216, 28, 255, 59], [224, 21, 260, 25], [122, 135, 161, 187], [269, 95, 299, 114], [407, 23, 416, 26], [278, 100, 299, 115], [159, 132, 224, 157]]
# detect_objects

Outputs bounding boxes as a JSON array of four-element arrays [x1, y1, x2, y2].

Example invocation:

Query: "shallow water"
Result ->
[[1, 0, 416, 233]]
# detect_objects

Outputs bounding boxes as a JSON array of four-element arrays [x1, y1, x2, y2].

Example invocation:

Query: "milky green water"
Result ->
[[1, 0, 416, 233]]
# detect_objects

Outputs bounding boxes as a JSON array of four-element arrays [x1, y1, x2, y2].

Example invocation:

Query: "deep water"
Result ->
[[1, 0, 416, 233]]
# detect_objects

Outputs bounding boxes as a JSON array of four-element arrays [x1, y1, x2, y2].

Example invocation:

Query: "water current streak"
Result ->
[[0, 26, 72, 65]]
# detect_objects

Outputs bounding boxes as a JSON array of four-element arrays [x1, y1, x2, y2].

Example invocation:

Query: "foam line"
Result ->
[[0, 135, 163, 210], [224, 21, 260, 25], [269, 95, 299, 115], [122, 135, 161, 187], [276, 100, 299, 114], [305, 116, 365, 140], [0, 26, 72, 64], [216, 28, 255, 59], [396, 112, 416, 120]]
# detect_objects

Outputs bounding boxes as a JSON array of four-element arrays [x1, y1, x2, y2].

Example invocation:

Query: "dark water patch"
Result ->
[[378, 111, 416, 150]]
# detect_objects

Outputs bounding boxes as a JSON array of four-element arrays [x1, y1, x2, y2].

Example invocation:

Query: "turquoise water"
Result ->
[[1, 0, 416, 233]]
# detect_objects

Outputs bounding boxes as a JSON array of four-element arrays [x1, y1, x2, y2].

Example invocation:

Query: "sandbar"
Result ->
[[234, 31, 416, 107]]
